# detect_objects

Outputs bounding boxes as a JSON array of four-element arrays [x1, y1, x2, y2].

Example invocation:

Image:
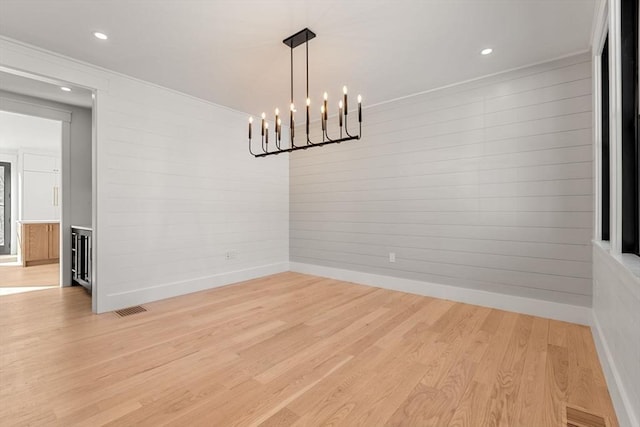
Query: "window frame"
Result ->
[[602, 35, 611, 241], [620, 0, 639, 255]]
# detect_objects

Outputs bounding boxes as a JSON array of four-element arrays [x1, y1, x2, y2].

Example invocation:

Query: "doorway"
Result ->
[[0, 111, 63, 294], [0, 72, 93, 301]]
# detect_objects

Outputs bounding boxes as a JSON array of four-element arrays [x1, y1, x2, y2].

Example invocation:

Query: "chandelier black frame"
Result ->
[[248, 28, 362, 157]]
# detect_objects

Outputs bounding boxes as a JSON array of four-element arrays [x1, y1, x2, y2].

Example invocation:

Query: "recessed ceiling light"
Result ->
[[93, 32, 108, 40], [481, 48, 493, 55], [60, 87, 72, 92]]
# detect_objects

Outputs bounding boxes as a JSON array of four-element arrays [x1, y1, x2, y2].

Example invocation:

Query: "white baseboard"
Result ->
[[591, 312, 638, 427], [98, 261, 290, 313], [289, 262, 591, 325]]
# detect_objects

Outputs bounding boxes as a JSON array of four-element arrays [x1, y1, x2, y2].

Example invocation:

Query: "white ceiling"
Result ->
[[0, 0, 597, 116], [0, 110, 62, 151], [0, 72, 93, 108]]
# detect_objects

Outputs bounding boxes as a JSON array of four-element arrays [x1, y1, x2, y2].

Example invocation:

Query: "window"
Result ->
[[620, 0, 639, 255], [602, 36, 610, 241], [0, 161, 10, 255]]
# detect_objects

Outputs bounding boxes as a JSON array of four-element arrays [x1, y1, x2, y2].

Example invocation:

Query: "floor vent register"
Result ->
[[114, 305, 147, 317], [565, 404, 609, 427]]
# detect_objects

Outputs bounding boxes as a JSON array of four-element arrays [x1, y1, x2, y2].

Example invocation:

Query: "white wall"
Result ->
[[590, 1, 640, 426], [291, 53, 593, 308], [0, 37, 289, 313]]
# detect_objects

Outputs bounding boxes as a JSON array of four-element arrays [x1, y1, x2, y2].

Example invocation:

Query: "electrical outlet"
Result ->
[[389, 252, 396, 263]]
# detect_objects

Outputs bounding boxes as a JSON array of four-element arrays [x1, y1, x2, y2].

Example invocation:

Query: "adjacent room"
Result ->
[[0, 0, 638, 426], [0, 72, 93, 298], [0, 110, 62, 294]]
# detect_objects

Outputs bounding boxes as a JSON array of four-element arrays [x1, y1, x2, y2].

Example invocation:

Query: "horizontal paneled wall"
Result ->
[[291, 53, 593, 306], [0, 37, 289, 312], [95, 73, 289, 312], [592, 245, 640, 426]]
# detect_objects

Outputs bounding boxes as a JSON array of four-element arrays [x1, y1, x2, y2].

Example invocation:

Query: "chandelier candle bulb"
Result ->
[[248, 116, 253, 139], [277, 118, 282, 141], [343, 86, 348, 115], [265, 122, 269, 145], [321, 106, 326, 131], [290, 103, 295, 139], [323, 92, 328, 121], [357, 95, 362, 122], [339, 100, 343, 127], [306, 98, 310, 135], [261, 113, 266, 136]]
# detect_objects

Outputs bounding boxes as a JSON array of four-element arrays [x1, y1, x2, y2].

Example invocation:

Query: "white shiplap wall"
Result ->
[[592, 245, 640, 427], [291, 53, 593, 306], [0, 37, 289, 313]]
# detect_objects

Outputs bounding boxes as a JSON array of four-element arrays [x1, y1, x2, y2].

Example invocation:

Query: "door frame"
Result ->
[[0, 63, 98, 313]]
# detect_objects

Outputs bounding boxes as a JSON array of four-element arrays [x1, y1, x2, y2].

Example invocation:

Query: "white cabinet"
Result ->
[[21, 153, 60, 221], [22, 171, 59, 220]]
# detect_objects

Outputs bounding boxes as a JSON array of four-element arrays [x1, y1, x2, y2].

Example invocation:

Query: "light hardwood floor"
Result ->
[[0, 263, 59, 287], [0, 272, 618, 426]]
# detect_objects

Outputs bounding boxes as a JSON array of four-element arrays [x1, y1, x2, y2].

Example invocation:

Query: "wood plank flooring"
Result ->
[[0, 263, 59, 287], [0, 272, 618, 426]]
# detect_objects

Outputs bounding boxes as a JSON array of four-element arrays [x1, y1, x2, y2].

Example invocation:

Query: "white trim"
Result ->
[[98, 262, 290, 313], [366, 49, 591, 110], [595, 52, 603, 240], [591, 311, 638, 427], [289, 262, 591, 325], [592, 0, 609, 243], [594, 240, 640, 298], [609, 0, 623, 254], [91, 94, 98, 313], [0, 64, 99, 95], [60, 121, 71, 288], [0, 95, 71, 122], [592, 0, 609, 54]]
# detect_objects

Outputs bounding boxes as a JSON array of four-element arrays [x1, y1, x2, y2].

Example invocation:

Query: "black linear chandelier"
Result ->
[[248, 28, 363, 157]]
